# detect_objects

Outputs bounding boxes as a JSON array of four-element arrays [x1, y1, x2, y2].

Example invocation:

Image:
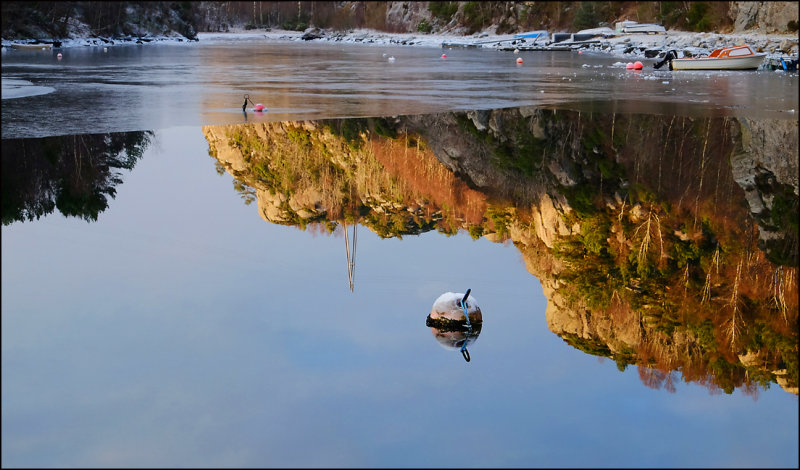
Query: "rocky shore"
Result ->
[[3, 26, 797, 68], [201, 27, 800, 67]]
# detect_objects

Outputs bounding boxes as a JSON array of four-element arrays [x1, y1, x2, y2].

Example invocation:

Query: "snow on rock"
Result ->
[[429, 291, 482, 322]]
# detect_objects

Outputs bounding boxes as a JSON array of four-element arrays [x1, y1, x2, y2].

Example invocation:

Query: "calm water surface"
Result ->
[[2, 38, 798, 468], [2, 38, 798, 138]]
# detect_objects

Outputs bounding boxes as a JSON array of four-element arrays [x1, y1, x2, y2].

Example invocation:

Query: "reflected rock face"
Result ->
[[203, 107, 797, 395]]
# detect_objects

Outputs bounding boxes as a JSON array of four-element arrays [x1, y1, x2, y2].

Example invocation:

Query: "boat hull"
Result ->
[[10, 43, 52, 50], [671, 54, 766, 70], [622, 25, 666, 34]]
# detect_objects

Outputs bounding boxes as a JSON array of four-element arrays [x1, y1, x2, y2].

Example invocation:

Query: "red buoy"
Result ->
[[633, 61, 643, 70], [253, 103, 265, 112]]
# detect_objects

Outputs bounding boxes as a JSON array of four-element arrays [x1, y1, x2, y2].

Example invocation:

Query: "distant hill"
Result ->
[[2, 1, 797, 40]]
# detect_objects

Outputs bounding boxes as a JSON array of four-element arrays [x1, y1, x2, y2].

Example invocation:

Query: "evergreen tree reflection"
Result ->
[[1, 131, 153, 225]]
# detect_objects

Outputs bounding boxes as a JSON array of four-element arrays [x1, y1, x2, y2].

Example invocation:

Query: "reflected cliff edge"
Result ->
[[199, 106, 798, 396]]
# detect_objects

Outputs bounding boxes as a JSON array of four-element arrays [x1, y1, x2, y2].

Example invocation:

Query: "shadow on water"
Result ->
[[201, 106, 798, 396], [1, 131, 153, 225]]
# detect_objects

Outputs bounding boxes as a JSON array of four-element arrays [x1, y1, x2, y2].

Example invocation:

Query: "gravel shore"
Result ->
[[4, 26, 797, 65], [199, 27, 799, 69]]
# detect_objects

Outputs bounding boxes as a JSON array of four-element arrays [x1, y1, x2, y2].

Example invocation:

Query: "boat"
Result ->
[[576, 26, 618, 38], [615, 20, 666, 34], [513, 30, 549, 42], [551, 32, 572, 43], [670, 44, 766, 70], [10, 43, 52, 50]]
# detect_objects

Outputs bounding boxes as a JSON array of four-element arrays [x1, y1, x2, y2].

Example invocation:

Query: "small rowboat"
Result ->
[[10, 43, 52, 50], [670, 44, 766, 70]]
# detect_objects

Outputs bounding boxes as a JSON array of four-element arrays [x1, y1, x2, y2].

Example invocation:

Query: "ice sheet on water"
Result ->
[[1, 78, 55, 99]]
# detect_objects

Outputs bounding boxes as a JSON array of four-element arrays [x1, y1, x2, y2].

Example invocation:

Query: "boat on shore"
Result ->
[[513, 30, 549, 41], [9, 43, 52, 50], [615, 20, 666, 34], [669, 44, 766, 70]]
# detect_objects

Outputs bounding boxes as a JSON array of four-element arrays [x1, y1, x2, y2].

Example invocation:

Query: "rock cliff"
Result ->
[[731, 1, 800, 33]]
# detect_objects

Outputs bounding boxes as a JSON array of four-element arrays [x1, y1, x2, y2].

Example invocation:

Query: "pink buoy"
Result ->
[[441, 53, 446, 58], [253, 103, 265, 112], [57, 53, 63, 60], [626, 62, 634, 69], [633, 61, 643, 70], [516, 57, 523, 64], [578, 50, 583, 54]]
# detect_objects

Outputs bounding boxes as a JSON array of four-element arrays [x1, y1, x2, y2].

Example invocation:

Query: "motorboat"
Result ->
[[669, 44, 766, 70]]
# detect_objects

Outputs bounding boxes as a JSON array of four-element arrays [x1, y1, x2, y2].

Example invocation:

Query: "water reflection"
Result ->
[[1, 131, 152, 225], [201, 106, 798, 395]]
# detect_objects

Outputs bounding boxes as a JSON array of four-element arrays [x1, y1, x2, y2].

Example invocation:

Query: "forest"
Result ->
[[2, 1, 796, 40]]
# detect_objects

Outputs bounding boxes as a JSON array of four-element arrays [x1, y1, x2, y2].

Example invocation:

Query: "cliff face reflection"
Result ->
[[203, 107, 798, 396], [1, 131, 153, 225]]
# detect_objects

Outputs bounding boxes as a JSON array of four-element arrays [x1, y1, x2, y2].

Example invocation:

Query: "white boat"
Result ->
[[615, 20, 666, 34], [10, 43, 52, 50], [670, 44, 766, 70], [513, 30, 549, 43], [576, 26, 618, 38]]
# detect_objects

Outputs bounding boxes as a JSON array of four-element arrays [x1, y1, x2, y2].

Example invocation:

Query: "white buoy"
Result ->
[[387, 56, 395, 62], [513, 48, 519, 54], [426, 290, 483, 361], [428, 292, 482, 323], [104, 47, 108, 52]]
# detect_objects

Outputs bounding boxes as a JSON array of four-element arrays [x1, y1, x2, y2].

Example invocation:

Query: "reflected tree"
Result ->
[[1, 130, 153, 225]]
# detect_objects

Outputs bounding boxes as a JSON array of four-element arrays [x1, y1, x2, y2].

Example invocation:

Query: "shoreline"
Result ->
[[202, 27, 799, 62], [2, 27, 797, 65]]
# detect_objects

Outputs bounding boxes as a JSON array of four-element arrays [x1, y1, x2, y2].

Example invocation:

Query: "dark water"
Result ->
[[2, 40, 798, 468]]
